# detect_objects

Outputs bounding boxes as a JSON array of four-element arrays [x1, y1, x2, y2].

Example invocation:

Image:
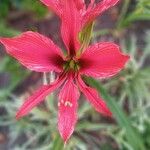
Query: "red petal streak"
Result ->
[[0, 31, 64, 73], [77, 75, 112, 117], [16, 75, 66, 119], [79, 42, 129, 78], [58, 75, 80, 142]]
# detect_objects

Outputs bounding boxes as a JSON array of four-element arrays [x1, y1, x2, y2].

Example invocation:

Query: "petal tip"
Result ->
[[15, 112, 22, 120], [126, 55, 130, 60], [0, 37, 6, 44], [105, 110, 113, 118], [59, 132, 70, 144], [15, 109, 26, 120], [98, 106, 112, 118], [123, 54, 130, 64], [58, 120, 75, 144]]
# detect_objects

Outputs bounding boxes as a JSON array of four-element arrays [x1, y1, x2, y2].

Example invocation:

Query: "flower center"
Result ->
[[63, 59, 80, 72]]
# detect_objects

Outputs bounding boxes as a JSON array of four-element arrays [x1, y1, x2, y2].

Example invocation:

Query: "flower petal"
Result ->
[[60, 0, 81, 55], [77, 75, 112, 116], [40, 0, 62, 17], [74, 0, 85, 10], [41, 0, 82, 55], [16, 74, 66, 119], [79, 42, 129, 78], [83, 0, 119, 25], [0, 31, 64, 72], [58, 75, 80, 142], [40, 0, 81, 55]]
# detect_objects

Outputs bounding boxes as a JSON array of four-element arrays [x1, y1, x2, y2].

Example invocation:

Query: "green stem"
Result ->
[[117, 0, 130, 29], [52, 133, 64, 150]]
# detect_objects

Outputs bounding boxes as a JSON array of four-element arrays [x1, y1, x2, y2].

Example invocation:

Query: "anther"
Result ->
[[58, 102, 61, 107], [64, 101, 73, 107]]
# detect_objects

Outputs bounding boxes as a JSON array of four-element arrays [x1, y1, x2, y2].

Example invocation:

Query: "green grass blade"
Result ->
[[85, 77, 145, 150]]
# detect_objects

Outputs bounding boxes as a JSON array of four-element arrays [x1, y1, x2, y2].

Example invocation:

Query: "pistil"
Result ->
[[63, 59, 80, 72]]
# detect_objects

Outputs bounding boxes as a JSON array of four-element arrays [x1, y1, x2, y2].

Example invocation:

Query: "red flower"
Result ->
[[0, 0, 129, 143], [40, 0, 119, 55], [0, 31, 129, 142]]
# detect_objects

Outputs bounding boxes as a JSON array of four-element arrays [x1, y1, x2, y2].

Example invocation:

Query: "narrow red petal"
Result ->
[[60, 0, 81, 55], [77, 75, 112, 117], [0, 31, 64, 72], [41, 0, 82, 55], [83, 0, 119, 26], [16, 75, 66, 119], [79, 42, 129, 78], [58, 75, 80, 142]]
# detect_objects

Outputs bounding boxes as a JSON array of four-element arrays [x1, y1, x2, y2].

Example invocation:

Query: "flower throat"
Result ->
[[63, 59, 80, 72]]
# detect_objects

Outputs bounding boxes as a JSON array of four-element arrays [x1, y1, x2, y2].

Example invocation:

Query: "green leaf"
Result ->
[[0, 0, 10, 18], [51, 134, 64, 150], [85, 77, 145, 150], [120, 0, 150, 27], [117, 0, 150, 28]]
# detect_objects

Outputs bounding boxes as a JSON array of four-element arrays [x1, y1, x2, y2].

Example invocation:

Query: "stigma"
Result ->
[[63, 58, 80, 72]]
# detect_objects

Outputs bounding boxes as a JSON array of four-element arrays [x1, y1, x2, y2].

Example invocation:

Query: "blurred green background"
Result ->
[[0, 0, 150, 150]]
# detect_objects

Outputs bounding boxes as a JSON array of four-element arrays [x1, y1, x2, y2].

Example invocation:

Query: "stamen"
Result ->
[[58, 100, 73, 107], [58, 102, 61, 107], [64, 101, 73, 107]]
